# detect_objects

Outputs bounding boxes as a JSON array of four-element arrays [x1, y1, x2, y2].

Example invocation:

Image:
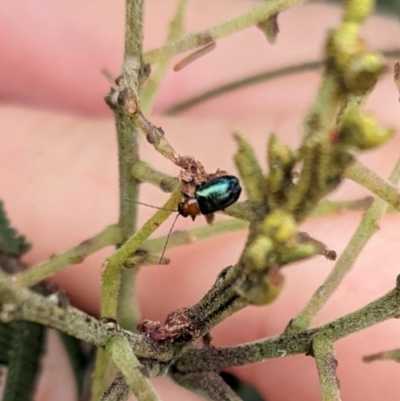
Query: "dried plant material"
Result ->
[[394, 60, 400, 101], [257, 13, 280, 44], [173, 42, 216, 72]]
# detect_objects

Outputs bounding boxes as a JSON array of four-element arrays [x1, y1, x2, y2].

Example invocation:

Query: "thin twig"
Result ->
[[309, 197, 373, 217], [174, 284, 400, 372], [287, 156, 400, 332], [93, 1, 146, 397], [115, 0, 148, 331], [141, 0, 189, 113], [0, 270, 173, 361], [143, 0, 308, 65], [143, 219, 248, 254], [131, 161, 179, 192], [313, 335, 341, 401], [166, 49, 400, 114], [345, 159, 400, 211], [100, 374, 130, 401], [363, 348, 400, 363], [172, 371, 242, 401], [106, 336, 160, 401], [115, 108, 141, 331], [101, 189, 182, 319], [168, 60, 322, 114], [15, 225, 122, 287]]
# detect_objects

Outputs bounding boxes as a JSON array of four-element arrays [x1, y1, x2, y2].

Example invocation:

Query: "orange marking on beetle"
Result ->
[[178, 198, 201, 221]]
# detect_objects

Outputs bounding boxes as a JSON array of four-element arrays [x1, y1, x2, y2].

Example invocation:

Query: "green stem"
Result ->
[[309, 197, 373, 217], [91, 349, 118, 401], [287, 157, 400, 332], [122, 0, 146, 94], [165, 48, 400, 115], [106, 336, 160, 401], [167, 60, 322, 115], [116, 110, 140, 244], [143, 219, 248, 254], [345, 159, 400, 211], [141, 0, 188, 113], [15, 225, 122, 287], [0, 270, 168, 361], [101, 189, 182, 319], [363, 348, 400, 363], [131, 161, 179, 192], [143, 0, 308, 65], [313, 335, 341, 401], [93, 1, 146, 398]]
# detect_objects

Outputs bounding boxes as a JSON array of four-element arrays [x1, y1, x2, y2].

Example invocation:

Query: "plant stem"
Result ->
[[93, 1, 146, 398], [345, 159, 400, 211], [15, 225, 122, 287], [313, 335, 341, 401], [143, 0, 308, 65], [115, 108, 141, 331], [166, 48, 400, 115], [92, 349, 118, 401], [175, 284, 400, 372], [287, 156, 400, 332], [168, 60, 322, 114], [309, 197, 373, 217], [122, 0, 145, 93], [143, 219, 248, 254], [100, 374, 130, 401], [141, 0, 188, 113], [116, 110, 140, 245], [172, 372, 242, 401], [106, 336, 160, 401], [363, 348, 400, 363], [0, 270, 172, 361], [101, 189, 182, 319], [131, 161, 179, 192]]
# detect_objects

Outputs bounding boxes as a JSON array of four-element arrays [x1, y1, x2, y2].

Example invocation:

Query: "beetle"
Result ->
[[133, 174, 242, 263], [178, 175, 242, 220]]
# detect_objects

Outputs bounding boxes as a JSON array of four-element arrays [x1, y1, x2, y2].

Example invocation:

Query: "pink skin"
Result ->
[[1, 1, 400, 400]]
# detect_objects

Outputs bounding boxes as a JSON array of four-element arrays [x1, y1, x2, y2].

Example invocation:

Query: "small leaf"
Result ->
[[0, 201, 31, 256]]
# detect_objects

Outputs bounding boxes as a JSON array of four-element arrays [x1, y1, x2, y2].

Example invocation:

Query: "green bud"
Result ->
[[242, 269, 284, 305], [328, 23, 361, 71], [344, 53, 386, 93], [343, 0, 374, 23], [246, 237, 273, 271], [262, 210, 297, 243], [340, 107, 393, 149]]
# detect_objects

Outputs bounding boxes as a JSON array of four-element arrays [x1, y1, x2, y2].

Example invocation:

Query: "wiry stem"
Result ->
[[143, 219, 248, 255], [141, 0, 189, 113], [101, 189, 182, 319], [345, 159, 400, 211], [287, 156, 400, 332], [143, 0, 307, 65], [100, 374, 130, 401], [106, 336, 160, 401], [166, 48, 400, 115], [172, 371, 242, 401], [15, 225, 122, 287], [313, 335, 341, 401], [94, 1, 146, 399], [175, 284, 400, 372]]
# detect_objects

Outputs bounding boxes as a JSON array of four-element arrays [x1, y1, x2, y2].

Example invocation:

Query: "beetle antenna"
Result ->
[[159, 213, 180, 264], [128, 200, 177, 212]]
